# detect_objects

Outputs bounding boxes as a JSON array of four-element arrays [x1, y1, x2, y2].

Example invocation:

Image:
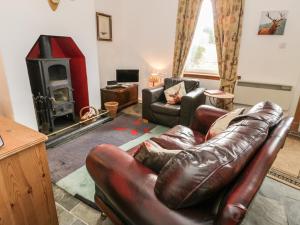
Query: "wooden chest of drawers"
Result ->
[[0, 117, 58, 225], [101, 84, 138, 111]]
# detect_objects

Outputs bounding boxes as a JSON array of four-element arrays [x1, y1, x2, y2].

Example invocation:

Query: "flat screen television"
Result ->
[[116, 70, 139, 83]]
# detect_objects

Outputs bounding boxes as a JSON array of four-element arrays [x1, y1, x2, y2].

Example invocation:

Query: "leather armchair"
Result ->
[[142, 78, 206, 127], [86, 105, 293, 225]]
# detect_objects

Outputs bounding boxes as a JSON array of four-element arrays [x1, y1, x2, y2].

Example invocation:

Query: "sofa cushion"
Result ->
[[164, 78, 199, 93], [205, 108, 245, 141], [151, 102, 181, 116], [231, 101, 283, 128], [151, 125, 205, 150], [133, 140, 181, 173], [154, 117, 270, 209]]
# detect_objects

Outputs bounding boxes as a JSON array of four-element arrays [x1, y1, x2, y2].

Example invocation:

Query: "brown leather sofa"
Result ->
[[86, 103, 293, 225], [142, 78, 206, 127]]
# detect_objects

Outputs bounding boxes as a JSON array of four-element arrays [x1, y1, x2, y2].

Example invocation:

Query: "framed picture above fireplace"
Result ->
[[96, 12, 112, 41]]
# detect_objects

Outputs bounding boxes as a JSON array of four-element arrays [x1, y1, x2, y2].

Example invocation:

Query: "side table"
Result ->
[[204, 90, 234, 109]]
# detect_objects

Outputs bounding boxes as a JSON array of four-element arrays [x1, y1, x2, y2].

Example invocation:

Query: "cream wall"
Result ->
[[200, 0, 300, 114], [95, 0, 124, 88], [0, 0, 100, 129], [96, 0, 300, 115], [95, 0, 178, 97], [0, 53, 13, 119], [239, 0, 300, 86]]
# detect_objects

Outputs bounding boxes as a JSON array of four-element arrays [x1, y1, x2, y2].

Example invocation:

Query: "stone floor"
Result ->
[[53, 184, 114, 225], [53, 177, 300, 225]]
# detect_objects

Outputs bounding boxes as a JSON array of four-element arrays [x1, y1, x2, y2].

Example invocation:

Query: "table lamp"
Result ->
[[149, 73, 162, 87]]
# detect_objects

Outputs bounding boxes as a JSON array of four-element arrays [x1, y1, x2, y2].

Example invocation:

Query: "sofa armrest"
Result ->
[[86, 144, 204, 225], [142, 85, 164, 104], [216, 117, 293, 225], [180, 88, 206, 126], [142, 86, 164, 121], [191, 105, 228, 135]]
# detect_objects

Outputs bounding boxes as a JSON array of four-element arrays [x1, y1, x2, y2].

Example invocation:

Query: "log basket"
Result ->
[[80, 106, 99, 125]]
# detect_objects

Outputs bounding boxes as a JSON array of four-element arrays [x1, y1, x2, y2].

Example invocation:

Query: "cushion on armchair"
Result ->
[[164, 82, 186, 105], [154, 102, 283, 209], [164, 78, 199, 93]]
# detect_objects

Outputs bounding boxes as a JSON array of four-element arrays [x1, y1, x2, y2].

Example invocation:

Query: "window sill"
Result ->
[[184, 72, 241, 80]]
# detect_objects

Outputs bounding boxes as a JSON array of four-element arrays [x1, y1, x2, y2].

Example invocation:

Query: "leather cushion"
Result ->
[[151, 102, 181, 116], [231, 101, 283, 128], [133, 140, 181, 173], [205, 108, 245, 141], [151, 125, 205, 150], [154, 118, 270, 209], [164, 78, 199, 93]]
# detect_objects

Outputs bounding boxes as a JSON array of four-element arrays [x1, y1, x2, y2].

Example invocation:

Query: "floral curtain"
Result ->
[[172, 0, 203, 78], [212, 0, 244, 109]]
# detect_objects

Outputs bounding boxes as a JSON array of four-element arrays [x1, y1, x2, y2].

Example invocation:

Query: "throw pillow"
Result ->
[[134, 140, 181, 173], [205, 108, 245, 141], [164, 82, 186, 105]]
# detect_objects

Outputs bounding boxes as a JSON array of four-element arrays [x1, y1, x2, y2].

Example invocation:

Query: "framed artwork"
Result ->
[[96, 12, 112, 41], [258, 10, 288, 35]]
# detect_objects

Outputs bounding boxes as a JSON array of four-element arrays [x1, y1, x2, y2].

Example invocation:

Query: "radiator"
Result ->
[[234, 81, 293, 110]]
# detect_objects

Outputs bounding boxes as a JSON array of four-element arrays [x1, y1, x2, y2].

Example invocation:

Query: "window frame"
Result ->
[[184, 72, 241, 80], [184, 0, 219, 78]]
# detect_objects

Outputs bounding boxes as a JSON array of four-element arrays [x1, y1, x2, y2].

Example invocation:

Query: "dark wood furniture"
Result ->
[[0, 116, 58, 225], [101, 84, 138, 111]]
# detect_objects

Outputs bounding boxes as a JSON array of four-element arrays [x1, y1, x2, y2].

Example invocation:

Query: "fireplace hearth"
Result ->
[[27, 36, 75, 133]]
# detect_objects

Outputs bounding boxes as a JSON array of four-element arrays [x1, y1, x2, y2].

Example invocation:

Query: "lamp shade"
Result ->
[[149, 73, 162, 87]]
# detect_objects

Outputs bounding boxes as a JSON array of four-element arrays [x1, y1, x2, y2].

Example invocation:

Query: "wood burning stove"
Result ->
[[27, 35, 75, 133]]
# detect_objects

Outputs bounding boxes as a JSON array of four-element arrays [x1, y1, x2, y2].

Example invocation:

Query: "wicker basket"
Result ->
[[80, 106, 99, 124], [104, 102, 119, 118]]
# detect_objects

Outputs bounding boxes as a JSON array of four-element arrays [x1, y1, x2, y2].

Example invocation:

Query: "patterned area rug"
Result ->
[[268, 135, 300, 190], [47, 113, 156, 182], [56, 125, 169, 202]]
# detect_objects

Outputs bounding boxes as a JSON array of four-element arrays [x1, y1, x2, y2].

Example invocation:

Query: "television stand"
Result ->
[[101, 84, 138, 111]]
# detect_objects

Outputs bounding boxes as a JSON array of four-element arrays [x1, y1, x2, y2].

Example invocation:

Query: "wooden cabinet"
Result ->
[[0, 117, 58, 225], [101, 84, 138, 111]]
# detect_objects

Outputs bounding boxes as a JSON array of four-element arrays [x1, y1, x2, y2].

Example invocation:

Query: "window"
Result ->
[[184, 0, 218, 74]]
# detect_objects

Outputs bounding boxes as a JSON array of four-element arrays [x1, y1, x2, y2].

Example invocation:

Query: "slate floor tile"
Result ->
[[282, 197, 300, 225], [241, 193, 288, 225], [70, 202, 102, 225], [56, 203, 79, 225], [72, 220, 88, 225], [54, 185, 80, 211]]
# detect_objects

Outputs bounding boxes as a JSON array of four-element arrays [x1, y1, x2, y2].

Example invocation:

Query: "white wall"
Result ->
[[198, 0, 300, 114], [239, 0, 300, 86], [0, 52, 13, 119], [95, 0, 124, 88], [95, 0, 178, 97], [0, 0, 100, 129], [97, 0, 300, 115], [239, 0, 300, 115]]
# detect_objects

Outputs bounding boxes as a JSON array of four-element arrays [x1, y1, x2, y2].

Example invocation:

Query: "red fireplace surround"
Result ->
[[26, 35, 89, 115]]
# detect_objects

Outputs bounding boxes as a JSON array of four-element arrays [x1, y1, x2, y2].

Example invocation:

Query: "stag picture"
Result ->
[[258, 10, 288, 35]]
